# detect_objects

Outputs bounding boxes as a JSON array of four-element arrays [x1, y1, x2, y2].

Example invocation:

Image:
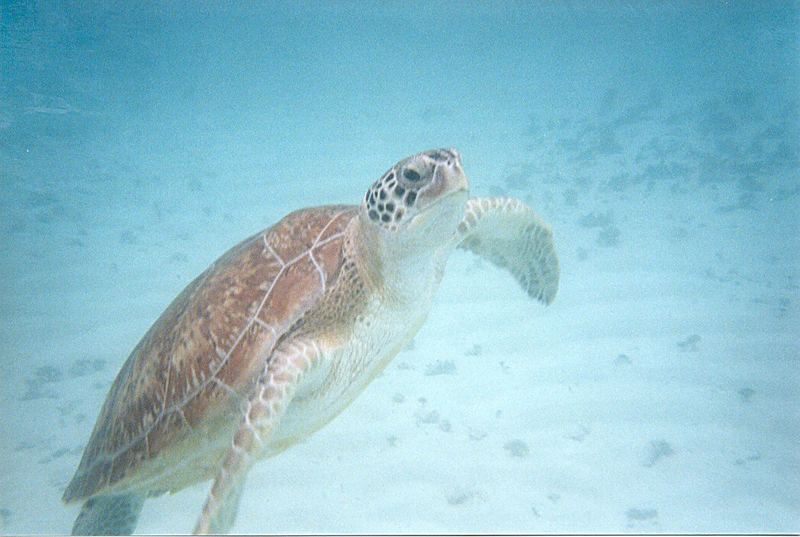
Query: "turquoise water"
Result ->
[[1, 1, 798, 533]]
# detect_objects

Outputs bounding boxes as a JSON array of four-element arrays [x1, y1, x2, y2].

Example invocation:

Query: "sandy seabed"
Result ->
[[1, 3, 798, 534]]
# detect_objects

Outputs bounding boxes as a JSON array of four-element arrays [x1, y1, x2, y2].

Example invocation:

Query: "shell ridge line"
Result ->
[[176, 408, 194, 433], [143, 431, 150, 459], [211, 377, 238, 399], [309, 251, 326, 292], [314, 230, 345, 249], [306, 211, 349, 292], [73, 209, 354, 489], [313, 210, 349, 246], [253, 317, 277, 336], [263, 234, 286, 267], [76, 230, 298, 476], [161, 357, 172, 414]]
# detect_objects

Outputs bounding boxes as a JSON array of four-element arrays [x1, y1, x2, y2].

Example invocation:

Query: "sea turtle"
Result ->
[[63, 149, 559, 534]]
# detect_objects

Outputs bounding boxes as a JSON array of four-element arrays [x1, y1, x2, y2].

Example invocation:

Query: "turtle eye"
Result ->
[[403, 168, 421, 182]]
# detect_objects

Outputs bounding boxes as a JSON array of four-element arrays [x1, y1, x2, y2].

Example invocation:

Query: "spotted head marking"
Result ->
[[362, 148, 468, 233]]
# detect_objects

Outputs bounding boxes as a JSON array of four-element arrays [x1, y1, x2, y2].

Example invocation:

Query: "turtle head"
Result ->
[[361, 148, 469, 244]]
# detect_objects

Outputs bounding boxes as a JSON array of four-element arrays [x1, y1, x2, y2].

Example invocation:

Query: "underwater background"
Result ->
[[1, 0, 798, 533]]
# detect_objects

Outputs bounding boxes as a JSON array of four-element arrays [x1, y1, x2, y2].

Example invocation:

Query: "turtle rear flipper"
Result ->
[[71, 493, 145, 535]]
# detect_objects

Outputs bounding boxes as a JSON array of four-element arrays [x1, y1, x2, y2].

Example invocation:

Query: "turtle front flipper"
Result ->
[[456, 197, 560, 305], [193, 339, 322, 535]]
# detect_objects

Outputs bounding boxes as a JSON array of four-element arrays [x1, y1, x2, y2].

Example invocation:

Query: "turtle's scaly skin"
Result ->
[[63, 206, 356, 503]]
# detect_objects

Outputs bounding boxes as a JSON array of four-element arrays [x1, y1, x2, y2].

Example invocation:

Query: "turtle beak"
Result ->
[[408, 150, 469, 236], [444, 148, 469, 195], [419, 148, 469, 208]]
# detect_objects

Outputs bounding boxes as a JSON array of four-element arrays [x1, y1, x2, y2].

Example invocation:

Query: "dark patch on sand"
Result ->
[[465, 344, 482, 357], [504, 439, 530, 458], [597, 225, 621, 247], [643, 439, 674, 467], [425, 360, 456, 376], [68, 358, 105, 378], [738, 387, 755, 402], [614, 353, 632, 365], [21, 366, 64, 400], [626, 507, 658, 521], [677, 334, 701, 352]]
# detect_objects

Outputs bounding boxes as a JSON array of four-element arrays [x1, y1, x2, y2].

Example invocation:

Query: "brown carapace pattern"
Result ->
[[63, 205, 358, 503]]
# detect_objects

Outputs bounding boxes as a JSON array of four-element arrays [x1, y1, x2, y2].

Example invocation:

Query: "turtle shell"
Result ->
[[63, 205, 357, 503]]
